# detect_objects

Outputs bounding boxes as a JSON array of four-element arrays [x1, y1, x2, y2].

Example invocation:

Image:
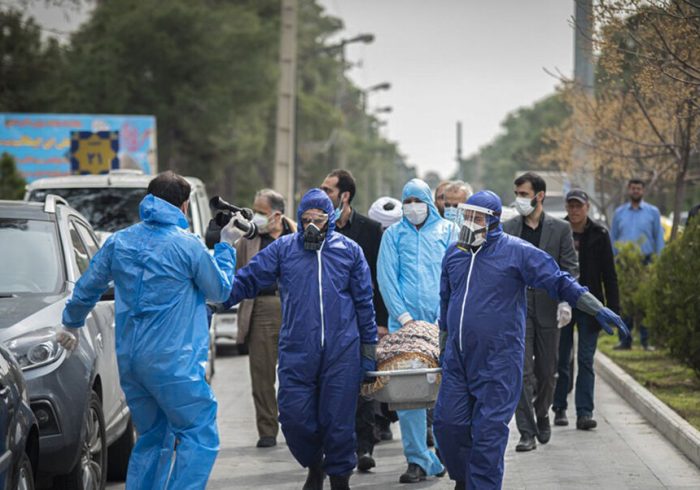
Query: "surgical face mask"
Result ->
[[334, 203, 343, 222], [403, 202, 428, 226], [444, 206, 463, 227], [515, 197, 536, 216], [457, 221, 486, 250], [252, 213, 270, 233], [303, 223, 325, 251]]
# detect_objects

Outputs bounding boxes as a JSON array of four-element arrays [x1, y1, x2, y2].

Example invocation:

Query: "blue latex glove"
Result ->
[[595, 307, 630, 338], [361, 355, 376, 382]]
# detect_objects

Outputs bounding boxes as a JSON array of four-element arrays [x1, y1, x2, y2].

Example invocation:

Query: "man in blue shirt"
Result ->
[[611, 178, 664, 350]]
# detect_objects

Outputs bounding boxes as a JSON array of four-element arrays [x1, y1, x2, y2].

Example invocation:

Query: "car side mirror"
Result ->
[[100, 287, 115, 302]]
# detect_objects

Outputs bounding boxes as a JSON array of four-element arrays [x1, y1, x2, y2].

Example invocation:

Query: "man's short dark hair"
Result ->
[[147, 171, 191, 208], [514, 172, 547, 195], [255, 188, 285, 213], [328, 169, 356, 203], [628, 178, 646, 188]]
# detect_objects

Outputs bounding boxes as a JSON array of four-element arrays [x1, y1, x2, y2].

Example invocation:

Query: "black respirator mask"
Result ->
[[303, 223, 326, 251]]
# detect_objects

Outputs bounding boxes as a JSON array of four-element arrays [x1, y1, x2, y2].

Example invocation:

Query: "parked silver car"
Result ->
[[0, 197, 133, 489]]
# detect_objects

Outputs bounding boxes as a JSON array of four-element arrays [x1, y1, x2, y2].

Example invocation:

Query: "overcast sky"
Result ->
[[318, 0, 575, 178], [22, 0, 576, 179]]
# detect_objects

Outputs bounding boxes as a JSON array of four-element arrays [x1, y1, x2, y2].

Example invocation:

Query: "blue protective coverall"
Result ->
[[63, 195, 236, 490], [222, 188, 377, 476], [377, 178, 456, 476], [433, 191, 588, 489]]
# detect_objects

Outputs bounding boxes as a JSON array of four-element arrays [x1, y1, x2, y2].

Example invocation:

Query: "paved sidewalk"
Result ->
[[110, 347, 700, 489]]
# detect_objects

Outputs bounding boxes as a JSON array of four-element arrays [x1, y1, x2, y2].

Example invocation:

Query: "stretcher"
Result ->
[[366, 367, 442, 410]]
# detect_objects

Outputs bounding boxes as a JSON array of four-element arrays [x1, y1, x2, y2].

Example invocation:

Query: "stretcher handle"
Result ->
[[366, 367, 442, 377]]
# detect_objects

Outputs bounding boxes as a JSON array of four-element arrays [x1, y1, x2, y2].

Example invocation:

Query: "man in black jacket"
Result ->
[[321, 169, 390, 472], [552, 189, 620, 430]]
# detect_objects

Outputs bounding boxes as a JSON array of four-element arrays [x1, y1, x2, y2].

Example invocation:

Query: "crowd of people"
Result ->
[[57, 168, 671, 490]]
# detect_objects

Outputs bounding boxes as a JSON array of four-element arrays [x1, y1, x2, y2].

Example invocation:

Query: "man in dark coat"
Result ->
[[552, 189, 620, 430]]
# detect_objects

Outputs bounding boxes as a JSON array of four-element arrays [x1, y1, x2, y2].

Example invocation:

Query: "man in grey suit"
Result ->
[[503, 172, 579, 452]]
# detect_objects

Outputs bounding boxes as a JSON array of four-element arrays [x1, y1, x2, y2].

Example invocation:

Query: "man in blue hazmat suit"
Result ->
[[220, 188, 377, 490], [58, 171, 240, 489], [377, 178, 456, 483], [433, 191, 630, 490]]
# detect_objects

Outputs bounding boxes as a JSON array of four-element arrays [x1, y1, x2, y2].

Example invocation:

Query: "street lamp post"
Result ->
[[323, 34, 374, 169]]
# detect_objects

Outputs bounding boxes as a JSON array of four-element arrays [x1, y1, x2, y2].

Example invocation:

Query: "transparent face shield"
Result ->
[[457, 203, 496, 250]]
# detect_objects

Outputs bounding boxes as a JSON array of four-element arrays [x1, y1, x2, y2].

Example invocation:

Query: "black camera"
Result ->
[[205, 196, 257, 248]]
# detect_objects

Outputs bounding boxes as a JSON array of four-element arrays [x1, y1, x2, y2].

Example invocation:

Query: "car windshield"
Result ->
[[28, 187, 147, 232], [0, 218, 63, 295]]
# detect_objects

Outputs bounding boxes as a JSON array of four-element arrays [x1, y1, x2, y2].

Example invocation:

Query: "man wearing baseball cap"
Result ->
[[552, 189, 621, 430]]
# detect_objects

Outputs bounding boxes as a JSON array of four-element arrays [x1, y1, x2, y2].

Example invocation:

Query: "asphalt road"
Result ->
[[109, 346, 700, 489]]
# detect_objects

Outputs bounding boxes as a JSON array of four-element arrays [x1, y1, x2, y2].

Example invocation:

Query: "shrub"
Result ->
[[614, 241, 650, 328], [644, 220, 700, 377], [0, 153, 26, 200]]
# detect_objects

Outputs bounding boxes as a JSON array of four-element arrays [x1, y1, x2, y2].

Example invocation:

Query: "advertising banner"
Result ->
[[0, 113, 157, 182]]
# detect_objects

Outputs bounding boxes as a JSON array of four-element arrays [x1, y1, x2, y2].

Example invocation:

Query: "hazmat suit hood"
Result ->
[[401, 178, 441, 227], [139, 194, 190, 229], [466, 190, 503, 242], [297, 188, 336, 235]]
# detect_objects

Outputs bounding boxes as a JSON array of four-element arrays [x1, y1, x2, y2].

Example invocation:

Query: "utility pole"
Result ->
[[573, 0, 595, 197], [456, 121, 463, 181], [273, 0, 298, 211]]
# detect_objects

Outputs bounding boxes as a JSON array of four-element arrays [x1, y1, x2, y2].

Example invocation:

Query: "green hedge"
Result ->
[[615, 221, 700, 377]]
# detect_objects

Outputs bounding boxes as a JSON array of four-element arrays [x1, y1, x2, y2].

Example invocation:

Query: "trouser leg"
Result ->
[[356, 394, 376, 454], [319, 343, 361, 476], [278, 368, 323, 468], [533, 324, 561, 419], [515, 316, 537, 438], [619, 315, 633, 347], [121, 368, 172, 490], [433, 343, 473, 483], [575, 312, 598, 417], [469, 374, 521, 490], [133, 354, 219, 490], [248, 296, 281, 439], [553, 321, 574, 411]]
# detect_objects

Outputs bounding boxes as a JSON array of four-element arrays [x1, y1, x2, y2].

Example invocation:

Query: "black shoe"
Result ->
[[553, 409, 569, 427], [379, 428, 393, 441], [436, 466, 446, 477], [256, 436, 276, 448], [515, 436, 537, 452], [613, 343, 631, 351], [303, 462, 325, 490], [399, 463, 426, 483], [576, 415, 598, 431], [357, 452, 375, 472], [426, 429, 435, 447], [329, 474, 351, 490], [455, 482, 466, 490], [536, 416, 551, 444]]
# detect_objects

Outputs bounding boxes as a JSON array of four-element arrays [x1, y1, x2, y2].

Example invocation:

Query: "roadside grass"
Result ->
[[598, 335, 700, 432]]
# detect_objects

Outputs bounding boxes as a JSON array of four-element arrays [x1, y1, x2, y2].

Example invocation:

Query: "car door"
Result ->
[[0, 351, 12, 487], [71, 218, 126, 435]]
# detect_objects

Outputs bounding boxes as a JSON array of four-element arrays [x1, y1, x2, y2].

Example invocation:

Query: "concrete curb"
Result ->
[[595, 351, 700, 468]]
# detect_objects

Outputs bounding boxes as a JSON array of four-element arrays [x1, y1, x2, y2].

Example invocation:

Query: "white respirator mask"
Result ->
[[403, 202, 429, 226], [514, 197, 536, 216]]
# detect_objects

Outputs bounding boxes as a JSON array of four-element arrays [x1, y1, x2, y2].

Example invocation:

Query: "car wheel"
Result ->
[[13, 452, 34, 490], [107, 416, 136, 481], [55, 390, 107, 490]]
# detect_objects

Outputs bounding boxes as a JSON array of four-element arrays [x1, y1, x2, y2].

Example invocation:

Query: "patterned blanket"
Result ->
[[362, 321, 440, 395]]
